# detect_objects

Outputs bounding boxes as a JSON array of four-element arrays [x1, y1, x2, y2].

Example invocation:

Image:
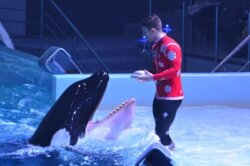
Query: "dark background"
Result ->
[[26, 0, 150, 36], [1, 0, 250, 72]]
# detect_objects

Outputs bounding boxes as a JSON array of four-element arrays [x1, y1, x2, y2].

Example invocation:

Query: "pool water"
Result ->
[[0, 84, 250, 166]]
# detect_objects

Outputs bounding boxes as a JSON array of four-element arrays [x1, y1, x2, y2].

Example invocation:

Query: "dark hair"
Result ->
[[141, 14, 162, 31]]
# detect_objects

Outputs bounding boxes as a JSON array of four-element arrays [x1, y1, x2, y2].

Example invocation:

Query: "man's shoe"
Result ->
[[166, 141, 175, 151]]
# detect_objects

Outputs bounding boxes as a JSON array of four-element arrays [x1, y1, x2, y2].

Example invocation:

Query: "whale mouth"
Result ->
[[85, 98, 136, 139], [94, 98, 136, 124]]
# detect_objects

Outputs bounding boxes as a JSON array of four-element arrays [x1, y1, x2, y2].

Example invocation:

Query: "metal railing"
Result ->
[[44, 0, 109, 72], [0, 0, 109, 72], [180, 0, 250, 72], [211, 35, 250, 72]]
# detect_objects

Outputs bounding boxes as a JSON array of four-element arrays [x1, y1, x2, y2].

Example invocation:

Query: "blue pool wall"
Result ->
[[52, 73, 250, 108]]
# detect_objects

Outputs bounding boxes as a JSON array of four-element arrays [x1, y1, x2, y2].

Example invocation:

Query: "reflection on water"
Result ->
[[0, 84, 250, 165]]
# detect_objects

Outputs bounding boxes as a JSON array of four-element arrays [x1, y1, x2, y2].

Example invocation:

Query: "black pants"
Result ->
[[153, 98, 182, 146]]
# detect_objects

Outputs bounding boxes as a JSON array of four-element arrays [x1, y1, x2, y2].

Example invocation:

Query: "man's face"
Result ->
[[141, 26, 155, 42]]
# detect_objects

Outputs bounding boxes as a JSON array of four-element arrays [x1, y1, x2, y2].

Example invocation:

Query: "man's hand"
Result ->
[[131, 70, 153, 81]]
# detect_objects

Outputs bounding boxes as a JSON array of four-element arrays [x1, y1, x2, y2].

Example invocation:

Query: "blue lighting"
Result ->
[[138, 35, 148, 44], [163, 24, 172, 33]]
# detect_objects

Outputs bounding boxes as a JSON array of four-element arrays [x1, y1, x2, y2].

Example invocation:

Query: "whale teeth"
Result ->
[[99, 101, 130, 122]]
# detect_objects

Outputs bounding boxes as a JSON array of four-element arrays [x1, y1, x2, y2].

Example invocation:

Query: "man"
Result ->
[[132, 14, 183, 151]]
